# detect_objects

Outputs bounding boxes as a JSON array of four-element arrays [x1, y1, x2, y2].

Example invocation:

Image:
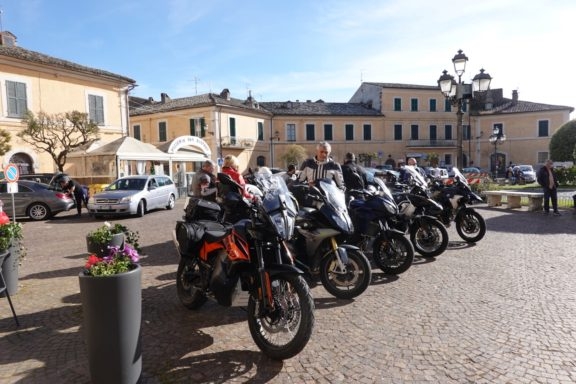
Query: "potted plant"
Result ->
[[79, 224, 142, 384], [86, 221, 141, 256], [0, 222, 24, 296]]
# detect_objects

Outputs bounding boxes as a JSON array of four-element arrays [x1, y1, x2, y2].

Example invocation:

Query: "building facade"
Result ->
[[0, 31, 135, 177]]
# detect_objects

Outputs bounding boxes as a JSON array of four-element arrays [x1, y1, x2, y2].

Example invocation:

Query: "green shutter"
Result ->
[[200, 118, 206, 137]]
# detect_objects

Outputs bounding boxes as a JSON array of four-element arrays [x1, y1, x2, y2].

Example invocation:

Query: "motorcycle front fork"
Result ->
[[330, 237, 349, 271]]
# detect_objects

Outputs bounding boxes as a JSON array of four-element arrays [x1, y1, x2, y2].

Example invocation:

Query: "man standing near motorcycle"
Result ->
[[341, 152, 368, 191], [299, 141, 344, 189]]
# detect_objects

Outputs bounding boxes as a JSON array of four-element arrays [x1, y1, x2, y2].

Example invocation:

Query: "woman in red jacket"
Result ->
[[221, 155, 252, 198]]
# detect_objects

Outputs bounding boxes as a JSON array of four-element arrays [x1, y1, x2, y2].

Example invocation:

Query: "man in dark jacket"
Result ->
[[537, 159, 560, 215], [341, 152, 368, 191], [59, 176, 87, 217]]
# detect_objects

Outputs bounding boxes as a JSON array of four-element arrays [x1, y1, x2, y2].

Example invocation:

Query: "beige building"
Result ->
[[0, 31, 135, 180], [349, 82, 574, 174], [131, 84, 573, 177]]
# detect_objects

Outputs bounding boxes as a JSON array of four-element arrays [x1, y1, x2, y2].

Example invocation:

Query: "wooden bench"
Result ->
[[483, 190, 544, 211]]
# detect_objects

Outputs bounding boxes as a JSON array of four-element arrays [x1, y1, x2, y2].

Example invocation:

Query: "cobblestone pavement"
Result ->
[[1, 200, 576, 383]]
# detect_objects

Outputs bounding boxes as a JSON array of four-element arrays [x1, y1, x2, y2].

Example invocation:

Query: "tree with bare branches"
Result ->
[[19, 111, 100, 172]]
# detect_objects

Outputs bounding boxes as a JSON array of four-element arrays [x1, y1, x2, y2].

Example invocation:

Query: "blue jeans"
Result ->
[[543, 187, 558, 213]]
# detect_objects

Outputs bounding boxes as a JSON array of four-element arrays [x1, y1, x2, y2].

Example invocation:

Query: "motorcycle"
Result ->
[[392, 166, 449, 258], [173, 172, 315, 360], [428, 167, 486, 243], [347, 177, 415, 275], [289, 178, 372, 300]]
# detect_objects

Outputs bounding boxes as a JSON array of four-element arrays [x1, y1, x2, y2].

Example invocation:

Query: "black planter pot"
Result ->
[[86, 233, 125, 256], [79, 264, 142, 384], [0, 242, 19, 296]]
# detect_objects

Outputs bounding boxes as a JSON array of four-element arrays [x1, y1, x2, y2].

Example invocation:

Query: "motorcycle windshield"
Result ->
[[318, 179, 354, 233], [255, 173, 298, 240], [452, 167, 470, 187], [372, 177, 398, 215], [403, 165, 428, 189]]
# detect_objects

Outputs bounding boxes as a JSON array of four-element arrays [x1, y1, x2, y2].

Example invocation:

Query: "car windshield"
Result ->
[[108, 178, 146, 191], [519, 166, 533, 172]]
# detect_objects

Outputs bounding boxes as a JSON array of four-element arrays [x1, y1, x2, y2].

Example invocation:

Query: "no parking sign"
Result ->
[[4, 164, 19, 182]]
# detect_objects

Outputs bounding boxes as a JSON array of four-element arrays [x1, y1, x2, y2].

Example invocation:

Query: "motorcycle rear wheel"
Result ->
[[372, 232, 414, 275], [247, 274, 315, 360], [319, 248, 372, 299], [176, 257, 208, 309], [410, 216, 449, 258], [456, 208, 486, 243]]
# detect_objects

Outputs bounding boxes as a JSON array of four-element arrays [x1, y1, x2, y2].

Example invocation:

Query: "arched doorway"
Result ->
[[9, 153, 34, 175]]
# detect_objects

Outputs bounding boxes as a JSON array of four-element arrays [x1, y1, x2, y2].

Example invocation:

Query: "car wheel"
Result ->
[[166, 194, 176, 210], [137, 200, 146, 217], [28, 203, 51, 221]]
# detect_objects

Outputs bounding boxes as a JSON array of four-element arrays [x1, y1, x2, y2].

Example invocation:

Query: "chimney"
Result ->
[[160, 93, 171, 103], [0, 31, 17, 47], [220, 88, 231, 100], [512, 90, 518, 105]]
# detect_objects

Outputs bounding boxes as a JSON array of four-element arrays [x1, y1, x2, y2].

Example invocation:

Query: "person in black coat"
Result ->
[[59, 176, 87, 217], [341, 152, 367, 191], [537, 159, 560, 215]]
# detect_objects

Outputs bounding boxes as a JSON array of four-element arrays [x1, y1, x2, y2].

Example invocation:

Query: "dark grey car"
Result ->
[[0, 180, 75, 220]]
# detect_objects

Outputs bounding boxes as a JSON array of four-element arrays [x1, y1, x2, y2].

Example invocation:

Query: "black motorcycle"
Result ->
[[428, 167, 486, 243], [173, 172, 315, 360], [290, 179, 372, 300], [392, 166, 449, 258], [347, 177, 414, 275]]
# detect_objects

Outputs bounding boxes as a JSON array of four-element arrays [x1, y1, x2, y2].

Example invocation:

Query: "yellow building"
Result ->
[[0, 31, 135, 179], [349, 82, 574, 174]]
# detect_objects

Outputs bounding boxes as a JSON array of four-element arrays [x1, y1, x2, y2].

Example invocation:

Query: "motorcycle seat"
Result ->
[[200, 220, 232, 242]]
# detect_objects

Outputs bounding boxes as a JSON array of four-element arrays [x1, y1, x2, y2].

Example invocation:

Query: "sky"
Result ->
[[2, 0, 575, 117]]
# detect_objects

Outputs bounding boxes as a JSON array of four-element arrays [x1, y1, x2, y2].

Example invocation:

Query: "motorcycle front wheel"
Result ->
[[176, 257, 208, 310], [247, 274, 315, 360], [410, 216, 449, 258], [319, 248, 372, 299], [456, 208, 486, 243], [372, 232, 415, 275]]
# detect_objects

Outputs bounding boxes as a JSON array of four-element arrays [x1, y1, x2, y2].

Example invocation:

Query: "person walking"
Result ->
[[298, 141, 344, 189], [537, 159, 560, 215]]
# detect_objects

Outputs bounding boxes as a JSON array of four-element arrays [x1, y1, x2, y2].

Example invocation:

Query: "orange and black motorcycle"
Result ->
[[173, 172, 314, 360]]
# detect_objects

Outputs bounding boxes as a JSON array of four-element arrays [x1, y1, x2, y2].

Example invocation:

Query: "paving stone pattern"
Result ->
[[1, 202, 575, 383]]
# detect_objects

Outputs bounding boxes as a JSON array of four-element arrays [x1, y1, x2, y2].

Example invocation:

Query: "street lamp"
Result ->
[[438, 50, 492, 169], [489, 126, 506, 178]]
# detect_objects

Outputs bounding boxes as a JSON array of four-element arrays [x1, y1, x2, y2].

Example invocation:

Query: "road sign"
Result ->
[[7, 182, 18, 193], [4, 164, 19, 182]]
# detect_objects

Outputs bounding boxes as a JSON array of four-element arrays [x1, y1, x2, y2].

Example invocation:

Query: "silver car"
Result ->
[[87, 175, 178, 218], [0, 180, 75, 220]]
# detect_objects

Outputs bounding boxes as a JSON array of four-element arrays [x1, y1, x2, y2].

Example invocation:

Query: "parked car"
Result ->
[[512, 165, 536, 184], [18, 173, 57, 184], [87, 175, 178, 218], [424, 167, 449, 179], [0, 180, 75, 220]]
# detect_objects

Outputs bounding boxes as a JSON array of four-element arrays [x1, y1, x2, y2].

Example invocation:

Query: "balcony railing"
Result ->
[[406, 139, 456, 148], [220, 136, 256, 148]]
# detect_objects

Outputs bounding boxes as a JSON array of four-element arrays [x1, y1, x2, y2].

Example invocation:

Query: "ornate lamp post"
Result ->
[[489, 126, 506, 178], [438, 50, 492, 169]]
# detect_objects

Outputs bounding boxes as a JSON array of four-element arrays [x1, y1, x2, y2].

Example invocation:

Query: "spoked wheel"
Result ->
[[319, 249, 372, 299], [176, 257, 207, 309], [410, 216, 448, 258], [456, 208, 486, 243], [247, 274, 315, 360], [372, 232, 415, 275]]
